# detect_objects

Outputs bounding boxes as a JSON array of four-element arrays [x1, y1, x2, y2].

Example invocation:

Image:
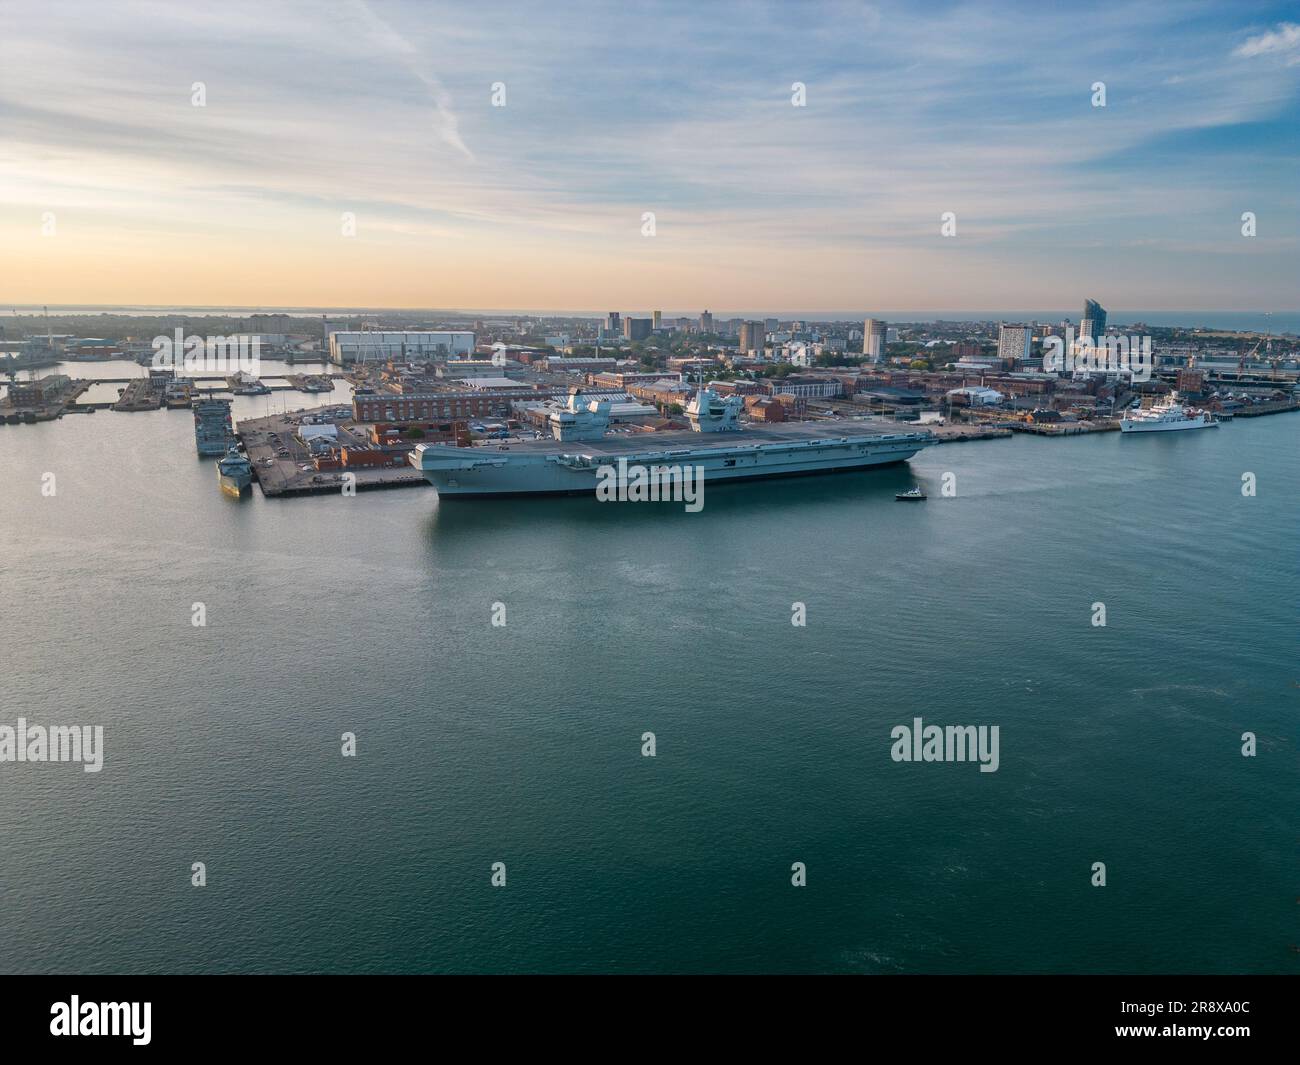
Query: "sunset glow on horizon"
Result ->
[[2, 0, 1298, 311]]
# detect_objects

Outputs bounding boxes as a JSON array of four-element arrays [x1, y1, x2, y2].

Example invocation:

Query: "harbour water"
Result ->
[[0, 405, 1294, 973]]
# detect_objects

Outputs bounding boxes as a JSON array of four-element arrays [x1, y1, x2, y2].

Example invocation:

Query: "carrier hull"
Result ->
[[410, 422, 933, 498]]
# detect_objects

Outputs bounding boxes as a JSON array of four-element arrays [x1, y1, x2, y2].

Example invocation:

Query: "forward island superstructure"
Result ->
[[410, 387, 934, 498]]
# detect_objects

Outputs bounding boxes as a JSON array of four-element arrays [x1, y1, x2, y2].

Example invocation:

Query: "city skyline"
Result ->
[[2, 1, 1298, 309]]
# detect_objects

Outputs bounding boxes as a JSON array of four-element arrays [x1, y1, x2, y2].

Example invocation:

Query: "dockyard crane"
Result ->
[[1238, 335, 1263, 370]]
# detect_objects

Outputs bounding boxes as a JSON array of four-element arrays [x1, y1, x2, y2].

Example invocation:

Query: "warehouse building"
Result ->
[[328, 331, 474, 365]]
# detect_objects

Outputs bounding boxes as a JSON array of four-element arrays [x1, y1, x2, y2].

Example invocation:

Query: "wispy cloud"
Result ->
[[1233, 21, 1300, 63], [0, 0, 1296, 308], [346, 0, 474, 160]]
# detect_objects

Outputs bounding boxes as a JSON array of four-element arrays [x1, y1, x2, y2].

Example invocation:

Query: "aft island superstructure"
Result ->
[[410, 388, 934, 498]]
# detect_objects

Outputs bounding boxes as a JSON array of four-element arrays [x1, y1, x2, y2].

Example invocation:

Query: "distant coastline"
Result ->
[[4, 306, 1299, 334]]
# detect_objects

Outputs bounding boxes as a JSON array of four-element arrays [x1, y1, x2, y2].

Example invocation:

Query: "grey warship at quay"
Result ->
[[410, 387, 933, 498]]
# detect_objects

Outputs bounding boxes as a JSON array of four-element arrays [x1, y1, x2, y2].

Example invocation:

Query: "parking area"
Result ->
[[236, 410, 427, 497]]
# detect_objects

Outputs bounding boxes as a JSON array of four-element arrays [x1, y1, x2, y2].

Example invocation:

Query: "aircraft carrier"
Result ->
[[409, 388, 934, 498]]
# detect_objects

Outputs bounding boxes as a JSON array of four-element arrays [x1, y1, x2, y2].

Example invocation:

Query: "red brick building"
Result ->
[[352, 390, 518, 424], [368, 422, 470, 447], [710, 380, 762, 397], [744, 396, 787, 422]]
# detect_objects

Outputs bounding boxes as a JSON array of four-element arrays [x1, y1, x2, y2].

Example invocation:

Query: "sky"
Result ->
[[1, 0, 1298, 313]]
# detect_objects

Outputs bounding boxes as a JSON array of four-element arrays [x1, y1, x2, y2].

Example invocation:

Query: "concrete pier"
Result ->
[[235, 412, 428, 498]]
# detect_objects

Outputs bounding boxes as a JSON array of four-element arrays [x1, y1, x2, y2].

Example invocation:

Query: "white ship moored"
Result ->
[[411, 387, 934, 498], [1120, 391, 1217, 433]]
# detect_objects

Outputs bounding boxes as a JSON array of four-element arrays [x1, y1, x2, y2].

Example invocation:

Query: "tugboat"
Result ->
[[895, 486, 926, 501], [216, 447, 254, 496]]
